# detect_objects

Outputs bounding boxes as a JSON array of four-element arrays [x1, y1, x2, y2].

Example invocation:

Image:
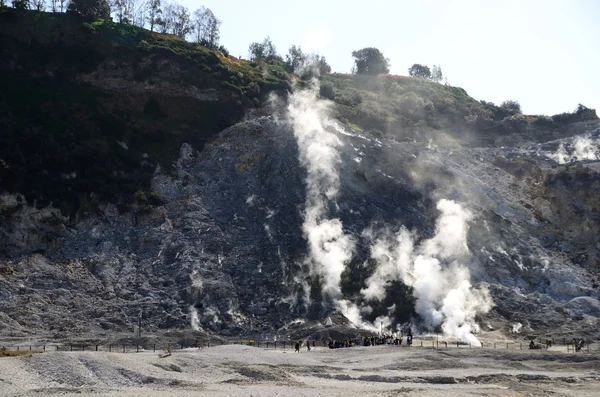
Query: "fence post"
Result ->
[[457, 341, 459, 348], [153, 344, 155, 353], [70, 345, 73, 352], [17, 346, 19, 351], [444, 341, 447, 348], [29, 346, 31, 351], [82, 345, 85, 351], [43, 345, 46, 352], [122, 345, 125, 353], [520, 343, 522, 350], [420, 340, 423, 347], [96, 345, 98, 352], [137, 345, 139, 353], [208, 341, 210, 348]]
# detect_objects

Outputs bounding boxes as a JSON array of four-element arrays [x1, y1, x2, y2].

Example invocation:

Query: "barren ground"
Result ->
[[1, 342, 599, 397]]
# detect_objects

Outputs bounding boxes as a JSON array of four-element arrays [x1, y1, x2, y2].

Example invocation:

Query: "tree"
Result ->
[[315, 55, 331, 75], [11, 0, 29, 9], [31, 0, 45, 10], [162, 2, 192, 38], [129, 0, 146, 27], [192, 6, 220, 48], [146, 0, 161, 32], [285, 45, 306, 72], [67, 0, 111, 19], [500, 100, 522, 114], [248, 36, 280, 61], [408, 64, 431, 79], [351, 47, 390, 75], [431, 64, 443, 82], [112, 0, 131, 23]]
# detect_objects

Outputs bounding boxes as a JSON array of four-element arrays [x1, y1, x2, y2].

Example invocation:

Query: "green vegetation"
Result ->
[[351, 47, 390, 75]]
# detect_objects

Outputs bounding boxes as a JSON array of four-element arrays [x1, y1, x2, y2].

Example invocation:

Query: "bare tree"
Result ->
[[59, 0, 68, 12], [192, 6, 220, 47], [431, 64, 443, 82], [146, 0, 161, 32], [31, 0, 45, 10], [162, 2, 192, 38], [130, 0, 146, 27]]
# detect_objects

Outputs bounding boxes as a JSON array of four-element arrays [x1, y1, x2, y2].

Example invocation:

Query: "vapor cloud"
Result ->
[[287, 85, 491, 344], [547, 134, 600, 164], [288, 83, 355, 300], [362, 199, 493, 345]]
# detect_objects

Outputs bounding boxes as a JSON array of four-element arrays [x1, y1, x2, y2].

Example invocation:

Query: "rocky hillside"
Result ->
[[1, 10, 600, 344]]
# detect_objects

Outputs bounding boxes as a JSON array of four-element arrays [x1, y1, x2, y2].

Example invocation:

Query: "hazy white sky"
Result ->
[[177, 0, 599, 115]]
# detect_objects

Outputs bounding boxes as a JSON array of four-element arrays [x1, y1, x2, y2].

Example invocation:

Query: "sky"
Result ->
[[177, 0, 599, 116]]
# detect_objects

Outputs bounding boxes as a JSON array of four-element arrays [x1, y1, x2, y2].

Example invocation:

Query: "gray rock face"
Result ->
[[1, 111, 599, 342]]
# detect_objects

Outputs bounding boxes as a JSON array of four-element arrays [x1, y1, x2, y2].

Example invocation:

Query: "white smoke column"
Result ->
[[288, 84, 354, 300], [189, 306, 201, 331], [362, 199, 493, 346]]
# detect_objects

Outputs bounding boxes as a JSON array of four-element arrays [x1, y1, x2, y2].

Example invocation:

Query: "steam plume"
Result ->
[[288, 83, 354, 300], [547, 134, 600, 164], [363, 199, 493, 345]]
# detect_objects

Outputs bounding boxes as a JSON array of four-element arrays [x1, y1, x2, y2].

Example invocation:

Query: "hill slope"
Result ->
[[1, 10, 600, 344]]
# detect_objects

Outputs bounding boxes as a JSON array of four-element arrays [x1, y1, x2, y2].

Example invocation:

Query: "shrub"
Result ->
[[319, 81, 335, 100], [500, 99, 522, 114]]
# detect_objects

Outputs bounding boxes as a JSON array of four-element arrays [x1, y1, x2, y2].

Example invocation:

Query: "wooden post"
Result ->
[[153, 344, 155, 353], [96, 345, 98, 352], [122, 345, 125, 353], [136, 345, 139, 353], [520, 343, 522, 350], [444, 341, 447, 348], [70, 345, 73, 352], [43, 345, 46, 352], [29, 346, 32, 351]]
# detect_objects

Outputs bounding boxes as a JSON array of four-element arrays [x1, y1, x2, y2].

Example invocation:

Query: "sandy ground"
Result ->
[[1, 344, 599, 397]]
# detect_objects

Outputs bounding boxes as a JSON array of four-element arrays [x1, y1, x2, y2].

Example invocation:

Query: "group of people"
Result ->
[[293, 330, 414, 352]]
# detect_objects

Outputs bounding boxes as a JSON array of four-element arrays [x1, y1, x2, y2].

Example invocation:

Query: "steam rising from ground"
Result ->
[[547, 134, 600, 164], [285, 85, 492, 344], [362, 200, 493, 345], [287, 84, 355, 300]]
